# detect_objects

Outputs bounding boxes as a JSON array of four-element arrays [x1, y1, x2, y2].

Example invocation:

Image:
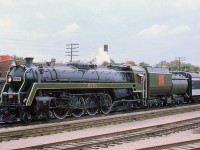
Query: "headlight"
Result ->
[[7, 76, 12, 83]]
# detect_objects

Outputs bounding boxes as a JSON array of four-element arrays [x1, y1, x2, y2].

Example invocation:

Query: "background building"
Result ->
[[0, 55, 25, 92]]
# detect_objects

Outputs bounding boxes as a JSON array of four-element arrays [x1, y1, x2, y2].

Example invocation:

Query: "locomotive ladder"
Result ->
[[142, 73, 148, 106]]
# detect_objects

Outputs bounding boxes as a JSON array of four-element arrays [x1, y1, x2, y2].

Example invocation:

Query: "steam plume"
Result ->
[[94, 48, 110, 65]]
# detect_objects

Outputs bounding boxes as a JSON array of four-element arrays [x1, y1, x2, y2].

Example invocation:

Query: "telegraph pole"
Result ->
[[175, 57, 185, 71], [66, 43, 79, 62]]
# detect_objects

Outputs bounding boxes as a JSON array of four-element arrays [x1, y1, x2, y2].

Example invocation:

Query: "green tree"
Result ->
[[125, 60, 136, 66], [12, 55, 24, 61], [139, 62, 149, 68], [156, 60, 200, 72]]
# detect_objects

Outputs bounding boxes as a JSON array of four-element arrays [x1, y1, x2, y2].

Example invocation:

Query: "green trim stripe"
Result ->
[[26, 82, 135, 106]]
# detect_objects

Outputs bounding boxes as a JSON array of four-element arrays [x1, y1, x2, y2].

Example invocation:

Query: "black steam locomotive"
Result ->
[[0, 57, 200, 122]]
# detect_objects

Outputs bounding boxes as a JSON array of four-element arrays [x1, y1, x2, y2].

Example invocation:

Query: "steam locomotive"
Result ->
[[0, 57, 200, 123]]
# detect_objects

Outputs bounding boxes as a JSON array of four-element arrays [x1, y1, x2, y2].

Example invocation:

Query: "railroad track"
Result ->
[[138, 139, 200, 150], [0, 104, 200, 143], [1, 103, 195, 129], [13, 116, 200, 150]]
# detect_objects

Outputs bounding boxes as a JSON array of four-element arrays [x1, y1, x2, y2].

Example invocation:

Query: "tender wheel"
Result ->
[[53, 98, 69, 119], [85, 95, 99, 115], [100, 94, 112, 114], [70, 96, 85, 117]]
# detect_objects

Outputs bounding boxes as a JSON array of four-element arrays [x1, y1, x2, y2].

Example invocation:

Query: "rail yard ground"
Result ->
[[0, 105, 200, 149]]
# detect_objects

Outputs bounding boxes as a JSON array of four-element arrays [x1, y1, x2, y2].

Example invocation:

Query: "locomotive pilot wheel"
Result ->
[[85, 95, 99, 115]]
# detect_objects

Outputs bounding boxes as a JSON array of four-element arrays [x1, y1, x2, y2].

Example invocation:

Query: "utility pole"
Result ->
[[175, 57, 185, 71], [66, 44, 79, 62]]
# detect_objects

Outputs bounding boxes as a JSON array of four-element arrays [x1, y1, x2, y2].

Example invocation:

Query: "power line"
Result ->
[[175, 57, 185, 71], [66, 43, 79, 62]]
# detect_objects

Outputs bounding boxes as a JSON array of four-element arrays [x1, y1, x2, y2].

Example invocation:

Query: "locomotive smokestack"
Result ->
[[25, 57, 34, 66], [104, 45, 108, 53]]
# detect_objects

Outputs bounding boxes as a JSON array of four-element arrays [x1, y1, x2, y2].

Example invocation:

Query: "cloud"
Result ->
[[0, 0, 14, 5], [171, 25, 191, 34], [139, 24, 191, 37], [173, 0, 200, 9], [0, 16, 13, 32], [139, 24, 168, 36], [57, 23, 79, 36], [66, 23, 79, 32], [111, 18, 122, 24], [35, 12, 46, 19]]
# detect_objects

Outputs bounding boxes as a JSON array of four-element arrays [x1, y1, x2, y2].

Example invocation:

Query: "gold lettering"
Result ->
[[88, 83, 97, 88]]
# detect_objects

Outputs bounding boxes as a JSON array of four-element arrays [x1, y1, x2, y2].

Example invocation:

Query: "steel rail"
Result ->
[[137, 139, 200, 150]]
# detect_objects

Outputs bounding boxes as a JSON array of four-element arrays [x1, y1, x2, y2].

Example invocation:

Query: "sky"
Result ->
[[0, 0, 200, 66]]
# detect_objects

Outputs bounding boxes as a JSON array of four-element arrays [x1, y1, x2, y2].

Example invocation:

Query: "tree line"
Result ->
[[111, 59, 199, 72], [10, 55, 200, 72]]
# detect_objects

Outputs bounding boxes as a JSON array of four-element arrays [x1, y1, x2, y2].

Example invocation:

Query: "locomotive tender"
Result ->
[[0, 57, 200, 122]]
